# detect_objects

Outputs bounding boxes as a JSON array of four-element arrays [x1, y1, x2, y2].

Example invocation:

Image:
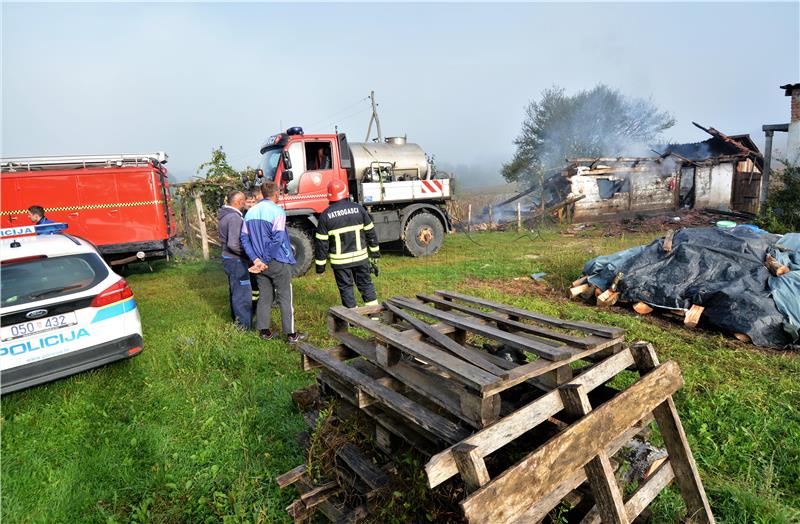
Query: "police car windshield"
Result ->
[[259, 147, 283, 181], [1, 254, 109, 307]]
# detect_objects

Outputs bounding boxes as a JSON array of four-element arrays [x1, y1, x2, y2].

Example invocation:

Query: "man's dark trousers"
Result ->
[[333, 263, 377, 308], [255, 260, 295, 334], [222, 256, 252, 329]]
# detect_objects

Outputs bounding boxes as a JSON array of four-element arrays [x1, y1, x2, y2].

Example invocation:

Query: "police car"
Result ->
[[0, 223, 143, 394]]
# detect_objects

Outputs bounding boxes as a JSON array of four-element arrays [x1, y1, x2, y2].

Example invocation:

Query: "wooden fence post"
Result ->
[[517, 202, 522, 232], [467, 204, 472, 232], [193, 192, 210, 261]]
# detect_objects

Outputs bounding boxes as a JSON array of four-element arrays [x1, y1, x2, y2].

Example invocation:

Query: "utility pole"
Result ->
[[364, 90, 383, 143]]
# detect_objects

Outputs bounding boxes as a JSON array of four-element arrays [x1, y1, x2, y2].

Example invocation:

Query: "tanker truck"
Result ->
[[252, 127, 452, 276]]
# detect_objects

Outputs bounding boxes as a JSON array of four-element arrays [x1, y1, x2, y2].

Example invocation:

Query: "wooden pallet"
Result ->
[[285, 292, 713, 523], [322, 291, 624, 429], [429, 342, 714, 524]]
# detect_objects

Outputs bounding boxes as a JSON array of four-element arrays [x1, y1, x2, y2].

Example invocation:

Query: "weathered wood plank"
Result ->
[[435, 290, 625, 338], [579, 461, 675, 524], [277, 464, 307, 488], [298, 342, 470, 444], [518, 416, 655, 523], [335, 333, 501, 427], [389, 297, 574, 361], [631, 343, 715, 523], [418, 293, 614, 349], [383, 301, 508, 376], [337, 443, 389, 491], [453, 443, 491, 494], [302, 345, 358, 371], [300, 481, 340, 509], [560, 384, 629, 524], [460, 360, 683, 524], [425, 349, 637, 488], [328, 306, 498, 391]]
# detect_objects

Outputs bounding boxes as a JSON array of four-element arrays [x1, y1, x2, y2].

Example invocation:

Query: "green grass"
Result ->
[[2, 228, 799, 523]]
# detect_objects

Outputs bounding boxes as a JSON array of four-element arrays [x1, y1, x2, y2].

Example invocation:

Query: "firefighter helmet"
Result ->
[[327, 179, 348, 202]]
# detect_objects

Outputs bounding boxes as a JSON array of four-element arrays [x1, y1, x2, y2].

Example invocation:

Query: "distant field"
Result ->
[[2, 229, 799, 523]]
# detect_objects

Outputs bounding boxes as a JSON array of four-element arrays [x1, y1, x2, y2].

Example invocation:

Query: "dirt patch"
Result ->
[[462, 276, 567, 302]]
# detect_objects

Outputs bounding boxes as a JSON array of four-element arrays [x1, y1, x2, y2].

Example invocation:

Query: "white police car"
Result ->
[[1, 223, 143, 394]]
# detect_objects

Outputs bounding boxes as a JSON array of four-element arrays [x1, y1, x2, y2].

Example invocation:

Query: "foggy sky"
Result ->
[[2, 2, 798, 186]]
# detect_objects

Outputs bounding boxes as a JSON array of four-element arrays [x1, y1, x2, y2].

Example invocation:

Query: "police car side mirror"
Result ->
[[282, 150, 292, 170], [283, 170, 294, 182]]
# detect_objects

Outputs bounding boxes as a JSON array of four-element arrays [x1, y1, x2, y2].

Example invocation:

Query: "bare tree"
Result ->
[[502, 85, 675, 184]]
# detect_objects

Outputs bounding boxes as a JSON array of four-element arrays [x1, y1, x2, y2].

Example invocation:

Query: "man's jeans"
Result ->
[[222, 257, 252, 329]]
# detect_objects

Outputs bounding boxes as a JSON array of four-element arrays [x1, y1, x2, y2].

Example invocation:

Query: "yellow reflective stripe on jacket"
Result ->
[[330, 252, 369, 265], [363, 222, 374, 231], [368, 245, 379, 252], [328, 224, 365, 235], [315, 232, 329, 241], [329, 248, 367, 260], [315, 259, 327, 266]]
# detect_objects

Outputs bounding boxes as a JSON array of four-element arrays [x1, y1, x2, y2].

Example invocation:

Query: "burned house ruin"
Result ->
[[537, 123, 764, 221]]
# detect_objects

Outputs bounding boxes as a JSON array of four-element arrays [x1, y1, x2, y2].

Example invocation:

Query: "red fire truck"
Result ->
[[0, 153, 176, 266], [256, 127, 453, 275]]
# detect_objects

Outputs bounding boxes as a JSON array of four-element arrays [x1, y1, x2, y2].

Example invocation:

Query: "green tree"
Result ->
[[502, 85, 675, 184], [196, 146, 238, 180]]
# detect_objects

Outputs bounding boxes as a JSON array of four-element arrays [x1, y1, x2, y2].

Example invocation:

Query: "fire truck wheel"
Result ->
[[288, 226, 313, 276], [403, 212, 444, 257]]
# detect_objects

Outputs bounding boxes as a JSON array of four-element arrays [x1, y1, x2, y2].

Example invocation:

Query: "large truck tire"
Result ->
[[403, 212, 444, 257], [288, 226, 313, 276]]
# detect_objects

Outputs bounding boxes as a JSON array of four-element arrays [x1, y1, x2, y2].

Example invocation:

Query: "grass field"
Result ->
[[2, 229, 799, 523]]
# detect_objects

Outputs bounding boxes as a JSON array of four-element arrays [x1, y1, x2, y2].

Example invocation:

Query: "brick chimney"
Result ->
[[783, 83, 800, 164]]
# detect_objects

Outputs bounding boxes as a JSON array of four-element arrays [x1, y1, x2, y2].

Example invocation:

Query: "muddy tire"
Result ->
[[288, 226, 313, 277], [403, 212, 444, 257]]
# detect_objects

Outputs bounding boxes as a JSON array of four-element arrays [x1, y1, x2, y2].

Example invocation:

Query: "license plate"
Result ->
[[1, 312, 78, 342]]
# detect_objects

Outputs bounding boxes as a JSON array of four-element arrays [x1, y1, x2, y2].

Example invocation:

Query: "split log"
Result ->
[[572, 276, 588, 287], [663, 230, 675, 253], [765, 255, 790, 276], [633, 302, 653, 315], [597, 290, 620, 307], [733, 333, 751, 343], [570, 283, 591, 299], [684, 305, 704, 328]]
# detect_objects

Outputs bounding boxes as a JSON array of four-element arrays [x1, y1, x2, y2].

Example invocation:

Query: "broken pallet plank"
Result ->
[[337, 443, 389, 491]]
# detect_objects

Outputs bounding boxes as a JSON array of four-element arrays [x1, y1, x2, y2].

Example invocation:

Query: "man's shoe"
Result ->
[[287, 332, 308, 344], [260, 329, 275, 340]]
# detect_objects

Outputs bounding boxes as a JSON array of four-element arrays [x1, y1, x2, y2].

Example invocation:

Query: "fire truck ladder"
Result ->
[[0, 152, 168, 172]]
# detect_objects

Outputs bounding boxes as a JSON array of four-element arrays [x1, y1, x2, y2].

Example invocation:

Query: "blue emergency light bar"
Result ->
[[1, 222, 69, 238]]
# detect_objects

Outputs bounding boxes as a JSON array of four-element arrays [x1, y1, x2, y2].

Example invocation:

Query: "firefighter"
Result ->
[[315, 179, 380, 308]]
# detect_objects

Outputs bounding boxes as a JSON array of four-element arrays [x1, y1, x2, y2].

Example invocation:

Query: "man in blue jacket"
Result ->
[[241, 182, 306, 343], [218, 190, 252, 329]]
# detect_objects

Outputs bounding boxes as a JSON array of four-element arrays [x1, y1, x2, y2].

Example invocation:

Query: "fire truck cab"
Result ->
[[256, 128, 452, 275]]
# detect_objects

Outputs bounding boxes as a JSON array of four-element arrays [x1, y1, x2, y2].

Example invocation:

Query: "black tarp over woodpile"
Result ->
[[583, 227, 800, 348]]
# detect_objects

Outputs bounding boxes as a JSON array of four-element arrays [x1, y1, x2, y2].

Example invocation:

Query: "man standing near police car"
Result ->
[[314, 180, 380, 308], [241, 182, 306, 343]]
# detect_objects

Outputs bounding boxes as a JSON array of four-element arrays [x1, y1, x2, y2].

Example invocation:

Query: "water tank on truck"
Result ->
[[348, 137, 432, 183]]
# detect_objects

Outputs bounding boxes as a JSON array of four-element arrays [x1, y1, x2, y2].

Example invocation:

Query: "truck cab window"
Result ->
[[305, 142, 332, 171]]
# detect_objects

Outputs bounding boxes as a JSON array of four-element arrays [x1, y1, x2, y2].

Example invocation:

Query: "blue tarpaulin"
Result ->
[[583, 227, 800, 348]]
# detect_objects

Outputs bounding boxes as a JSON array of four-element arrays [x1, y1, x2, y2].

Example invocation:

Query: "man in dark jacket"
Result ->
[[218, 190, 252, 329], [314, 179, 380, 308]]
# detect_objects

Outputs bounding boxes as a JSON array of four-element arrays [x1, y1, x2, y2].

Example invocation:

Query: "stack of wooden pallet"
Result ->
[[280, 291, 715, 523]]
